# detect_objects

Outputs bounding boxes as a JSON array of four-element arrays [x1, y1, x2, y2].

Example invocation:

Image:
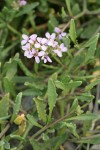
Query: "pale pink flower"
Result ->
[[18, 0, 27, 6], [45, 32, 56, 40], [22, 43, 30, 51], [54, 27, 66, 39], [21, 34, 29, 45], [29, 34, 37, 44], [53, 43, 67, 57]]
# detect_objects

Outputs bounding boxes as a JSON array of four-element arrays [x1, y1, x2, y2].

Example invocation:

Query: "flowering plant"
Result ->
[[21, 27, 67, 63]]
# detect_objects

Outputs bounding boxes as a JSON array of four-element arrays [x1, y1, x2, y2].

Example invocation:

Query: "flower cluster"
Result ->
[[18, 0, 27, 6], [21, 27, 68, 63], [12, 0, 27, 10]]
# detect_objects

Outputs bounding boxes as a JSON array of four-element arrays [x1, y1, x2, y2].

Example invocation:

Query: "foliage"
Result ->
[[0, 0, 100, 150]]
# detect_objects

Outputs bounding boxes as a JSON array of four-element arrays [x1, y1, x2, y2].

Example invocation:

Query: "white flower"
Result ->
[[45, 32, 56, 40], [18, 0, 27, 6], [24, 50, 33, 58], [54, 27, 66, 39], [38, 51, 52, 63], [22, 43, 30, 51], [21, 34, 29, 45], [29, 34, 37, 44], [53, 43, 67, 57], [34, 42, 41, 48]]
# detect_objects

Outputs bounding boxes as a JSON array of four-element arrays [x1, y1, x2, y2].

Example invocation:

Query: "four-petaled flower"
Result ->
[[54, 27, 66, 39]]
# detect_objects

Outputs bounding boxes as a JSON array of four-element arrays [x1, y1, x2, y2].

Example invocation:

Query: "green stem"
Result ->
[[0, 123, 10, 139], [7, 24, 21, 36], [30, 111, 73, 140]]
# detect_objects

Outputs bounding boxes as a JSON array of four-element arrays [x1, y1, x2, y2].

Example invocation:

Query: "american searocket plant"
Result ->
[[0, 0, 100, 150], [21, 27, 67, 63]]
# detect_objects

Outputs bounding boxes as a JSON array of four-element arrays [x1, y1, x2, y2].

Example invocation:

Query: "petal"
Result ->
[[30, 34, 37, 40], [51, 33, 56, 39], [47, 40, 53, 46], [45, 32, 50, 39], [58, 34, 63, 39], [41, 38, 47, 44], [34, 42, 41, 48], [22, 34, 29, 40], [37, 37, 42, 43], [60, 43, 64, 49], [44, 58, 47, 63], [62, 47, 68, 52], [61, 32, 66, 37], [21, 40, 27, 45], [41, 45, 47, 51], [30, 49, 36, 54], [38, 51, 45, 57], [54, 27, 61, 33], [29, 39, 34, 44], [47, 56, 52, 62], [57, 51, 62, 57], [22, 45, 27, 51], [24, 51, 33, 58], [54, 50, 62, 57], [35, 56, 40, 63], [25, 43, 30, 49]]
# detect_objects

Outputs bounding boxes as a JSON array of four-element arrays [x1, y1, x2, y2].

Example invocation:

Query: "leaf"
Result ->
[[68, 80, 82, 89], [67, 113, 100, 121], [76, 93, 94, 102], [10, 134, 24, 141], [34, 97, 47, 123], [69, 19, 77, 43], [55, 80, 65, 90], [84, 33, 99, 48], [11, 92, 22, 123], [30, 134, 68, 150], [27, 114, 42, 128], [70, 98, 78, 112], [65, 123, 79, 138], [16, 2, 39, 17], [79, 135, 100, 144], [86, 33, 99, 61], [48, 79, 57, 119], [85, 79, 100, 91], [3, 77, 15, 96], [65, 0, 73, 16], [0, 94, 9, 117]]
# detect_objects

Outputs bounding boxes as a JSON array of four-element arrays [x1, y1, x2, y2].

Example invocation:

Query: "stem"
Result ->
[[7, 24, 21, 36], [30, 112, 73, 140], [0, 123, 10, 139]]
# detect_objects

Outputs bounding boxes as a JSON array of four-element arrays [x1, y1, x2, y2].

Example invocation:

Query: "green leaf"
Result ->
[[65, 0, 73, 16], [48, 79, 57, 119], [69, 19, 76, 43], [16, 2, 39, 17], [10, 134, 24, 141], [79, 135, 100, 144], [65, 123, 79, 138], [76, 93, 94, 102], [27, 114, 42, 128], [0, 94, 9, 117], [11, 92, 22, 123], [34, 97, 47, 123], [68, 80, 82, 89], [55, 80, 65, 90], [3, 77, 15, 96], [84, 33, 99, 48], [30, 134, 67, 150], [70, 98, 78, 112], [85, 79, 100, 91], [67, 113, 100, 121], [86, 33, 99, 61]]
